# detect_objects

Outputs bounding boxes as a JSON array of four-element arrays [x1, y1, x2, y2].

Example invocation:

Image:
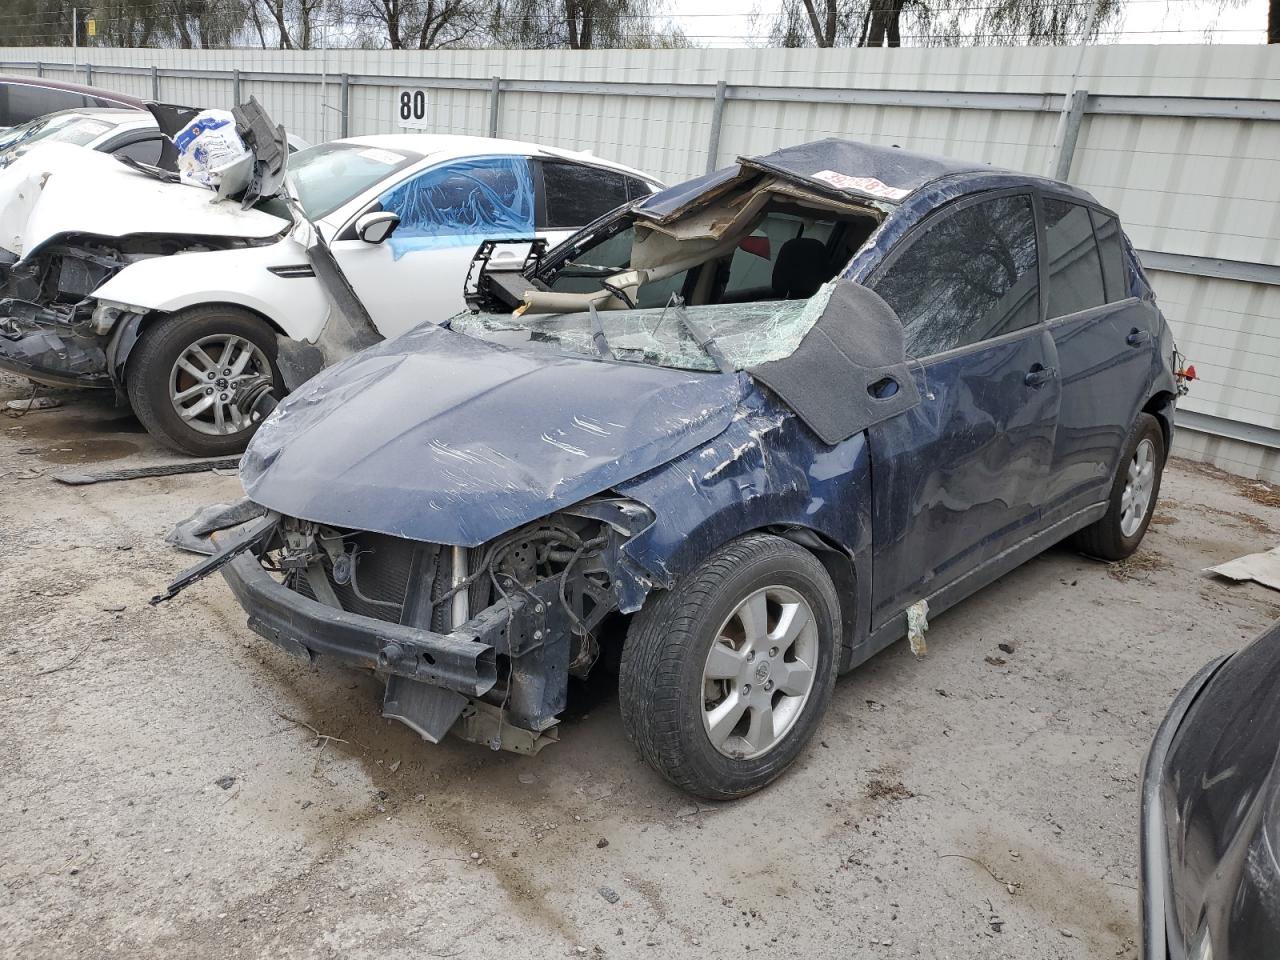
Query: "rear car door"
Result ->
[[330, 155, 537, 337], [536, 159, 650, 247], [865, 190, 1061, 627], [1037, 195, 1157, 520]]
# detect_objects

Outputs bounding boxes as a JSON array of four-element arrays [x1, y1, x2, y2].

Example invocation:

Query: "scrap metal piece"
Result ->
[[451, 699, 559, 755], [54, 457, 241, 486], [150, 513, 279, 606], [383, 676, 468, 743]]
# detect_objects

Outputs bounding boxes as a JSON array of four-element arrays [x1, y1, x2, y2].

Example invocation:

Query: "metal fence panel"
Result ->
[[2, 44, 1278, 480]]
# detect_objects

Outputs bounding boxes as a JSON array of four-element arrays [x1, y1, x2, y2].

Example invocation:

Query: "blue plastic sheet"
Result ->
[[378, 156, 535, 260]]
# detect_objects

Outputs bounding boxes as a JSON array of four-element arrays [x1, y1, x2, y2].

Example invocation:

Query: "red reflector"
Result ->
[[1185, 364, 1197, 381], [738, 235, 771, 260]]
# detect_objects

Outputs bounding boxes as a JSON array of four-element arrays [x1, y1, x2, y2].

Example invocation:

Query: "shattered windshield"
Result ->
[[287, 142, 418, 219], [452, 284, 836, 373]]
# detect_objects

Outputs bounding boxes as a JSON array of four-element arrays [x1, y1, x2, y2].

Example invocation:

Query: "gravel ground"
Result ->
[[2, 375, 1279, 960]]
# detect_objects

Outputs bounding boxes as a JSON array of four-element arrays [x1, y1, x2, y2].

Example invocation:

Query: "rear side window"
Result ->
[[1043, 197, 1107, 318], [113, 137, 164, 166], [0, 84, 89, 126], [1091, 209, 1128, 301], [541, 162, 629, 229], [625, 176, 654, 200], [872, 193, 1040, 358]]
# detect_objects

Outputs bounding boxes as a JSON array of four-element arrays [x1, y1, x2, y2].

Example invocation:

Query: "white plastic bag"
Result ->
[[173, 109, 250, 194]]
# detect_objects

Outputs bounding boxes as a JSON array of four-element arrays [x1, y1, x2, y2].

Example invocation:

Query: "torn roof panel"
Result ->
[[636, 138, 998, 223]]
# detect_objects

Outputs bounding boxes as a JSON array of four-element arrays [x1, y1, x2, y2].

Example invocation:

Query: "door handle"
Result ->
[[1024, 364, 1056, 388], [1126, 328, 1150, 347]]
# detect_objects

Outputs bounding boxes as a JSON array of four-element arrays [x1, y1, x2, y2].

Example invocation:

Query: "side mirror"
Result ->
[[356, 211, 400, 244]]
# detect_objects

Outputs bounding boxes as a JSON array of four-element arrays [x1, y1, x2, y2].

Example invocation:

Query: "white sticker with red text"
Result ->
[[811, 170, 910, 201]]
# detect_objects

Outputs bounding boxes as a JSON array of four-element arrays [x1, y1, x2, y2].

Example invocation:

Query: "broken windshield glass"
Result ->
[[451, 283, 836, 373]]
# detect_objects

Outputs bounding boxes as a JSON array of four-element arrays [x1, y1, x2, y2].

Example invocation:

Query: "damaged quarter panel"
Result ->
[[239, 322, 745, 547]]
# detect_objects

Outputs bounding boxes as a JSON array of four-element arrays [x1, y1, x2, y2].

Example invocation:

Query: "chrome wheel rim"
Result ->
[[168, 334, 271, 437], [1120, 438, 1157, 537], [701, 585, 819, 761]]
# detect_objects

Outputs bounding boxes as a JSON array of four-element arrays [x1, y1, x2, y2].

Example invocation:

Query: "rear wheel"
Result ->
[[1072, 412, 1165, 561], [126, 306, 282, 457], [619, 534, 839, 800]]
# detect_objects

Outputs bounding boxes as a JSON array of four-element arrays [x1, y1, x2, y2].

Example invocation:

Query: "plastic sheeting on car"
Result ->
[[377, 156, 535, 261]]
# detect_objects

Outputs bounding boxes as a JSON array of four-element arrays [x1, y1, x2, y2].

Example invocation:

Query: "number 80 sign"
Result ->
[[397, 89, 429, 130]]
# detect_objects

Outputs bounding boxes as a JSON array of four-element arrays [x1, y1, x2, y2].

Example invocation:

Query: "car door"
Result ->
[[1037, 195, 1156, 520], [329, 155, 538, 338], [864, 190, 1062, 628]]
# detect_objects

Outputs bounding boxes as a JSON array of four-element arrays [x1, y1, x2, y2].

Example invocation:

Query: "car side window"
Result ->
[[625, 176, 655, 201], [112, 137, 164, 166], [1090, 209, 1128, 301], [1043, 197, 1108, 317], [376, 156, 535, 248], [872, 193, 1040, 358], [0, 84, 89, 126], [541, 162, 630, 229]]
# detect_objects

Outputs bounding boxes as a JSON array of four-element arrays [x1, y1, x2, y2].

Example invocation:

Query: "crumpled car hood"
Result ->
[[241, 323, 745, 546], [0, 143, 287, 258]]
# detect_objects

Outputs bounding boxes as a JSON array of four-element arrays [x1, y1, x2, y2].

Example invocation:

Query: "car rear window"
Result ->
[[1043, 197, 1108, 318], [541, 162, 630, 229], [0, 83, 89, 127], [1091, 209, 1128, 301], [872, 193, 1040, 358]]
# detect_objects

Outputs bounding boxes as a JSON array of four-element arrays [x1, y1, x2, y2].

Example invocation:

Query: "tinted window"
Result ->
[[1043, 197, 1107, 317], [625, 176, 654, 200], [1091, 209, 1127, 301], [873, 193, 1039, 358], [0, 84, 88, 126], [113, 137, 164, 165], [379, 156, 534, 243], [542, 162, 629, 229]]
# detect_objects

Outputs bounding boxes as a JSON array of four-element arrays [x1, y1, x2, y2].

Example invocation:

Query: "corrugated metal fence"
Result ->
[[3, 45, 1278, 481]]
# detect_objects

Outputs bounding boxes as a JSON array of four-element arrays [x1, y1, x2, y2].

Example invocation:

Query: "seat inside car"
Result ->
[[771, 236, 835, 299]]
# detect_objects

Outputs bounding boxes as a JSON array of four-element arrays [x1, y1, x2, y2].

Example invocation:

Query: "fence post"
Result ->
[[1053, 88, 1089, 182], [35, 61, 43, 78], [233, 68, 241, 106], [705, 80, 727, 174], [151, 64, 159, 100], [340, 74, 350, 138], [84, 62, 92, 85], [488, 76, 501, 139]]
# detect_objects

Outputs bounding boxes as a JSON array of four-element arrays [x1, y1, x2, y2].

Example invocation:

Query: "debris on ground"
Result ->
[[1206, 546, 1280, 592], [598, 886, 620, 904], [906, 599, 930, 658], [6, 396, 61, 413], [53, 457, 242, 485], [1108, 550, 1170, 582]]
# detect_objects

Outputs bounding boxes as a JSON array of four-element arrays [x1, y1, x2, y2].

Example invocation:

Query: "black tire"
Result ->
[[1071, 412, 1166, 561], [125, 306, 283, 457], [619, 533, 840, 800]]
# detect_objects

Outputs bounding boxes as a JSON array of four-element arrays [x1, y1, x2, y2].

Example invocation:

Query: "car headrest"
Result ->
[[771, 236, 830, 299]]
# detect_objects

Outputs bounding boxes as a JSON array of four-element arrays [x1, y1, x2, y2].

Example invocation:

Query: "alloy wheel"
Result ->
[[168, 334, 272, 437], [701, 585, 819, 760], [1120, 437, 1157, 537]]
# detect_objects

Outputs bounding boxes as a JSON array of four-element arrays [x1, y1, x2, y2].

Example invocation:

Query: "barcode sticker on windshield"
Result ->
[[358, 147, 404, 166], [811, 170, 910, 201]]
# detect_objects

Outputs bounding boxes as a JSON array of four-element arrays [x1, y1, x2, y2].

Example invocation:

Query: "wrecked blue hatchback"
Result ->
[[169, 139, 1187, 799]]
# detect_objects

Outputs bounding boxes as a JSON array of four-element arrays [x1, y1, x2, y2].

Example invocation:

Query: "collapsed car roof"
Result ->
[[637, 138, 996, 220]]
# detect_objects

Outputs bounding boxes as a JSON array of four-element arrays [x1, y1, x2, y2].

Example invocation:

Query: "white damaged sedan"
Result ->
[[0, 125, 659, 455]]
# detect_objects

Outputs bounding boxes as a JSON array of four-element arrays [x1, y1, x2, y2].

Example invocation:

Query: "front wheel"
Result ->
[[125, 307, 283, 457], [1072, 412, 1166, 561], [619, 534, 840, 800]]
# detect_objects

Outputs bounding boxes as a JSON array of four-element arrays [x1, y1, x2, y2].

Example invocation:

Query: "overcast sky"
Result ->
[[667, 0, 1270, 47]]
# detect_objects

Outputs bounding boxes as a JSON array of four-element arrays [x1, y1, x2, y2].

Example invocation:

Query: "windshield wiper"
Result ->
[[665, 297, 732, 374], [588, 301, 616, 361]]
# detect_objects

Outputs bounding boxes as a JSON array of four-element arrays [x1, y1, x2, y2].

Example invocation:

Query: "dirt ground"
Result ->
[[2, 374, 1278, 960]]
